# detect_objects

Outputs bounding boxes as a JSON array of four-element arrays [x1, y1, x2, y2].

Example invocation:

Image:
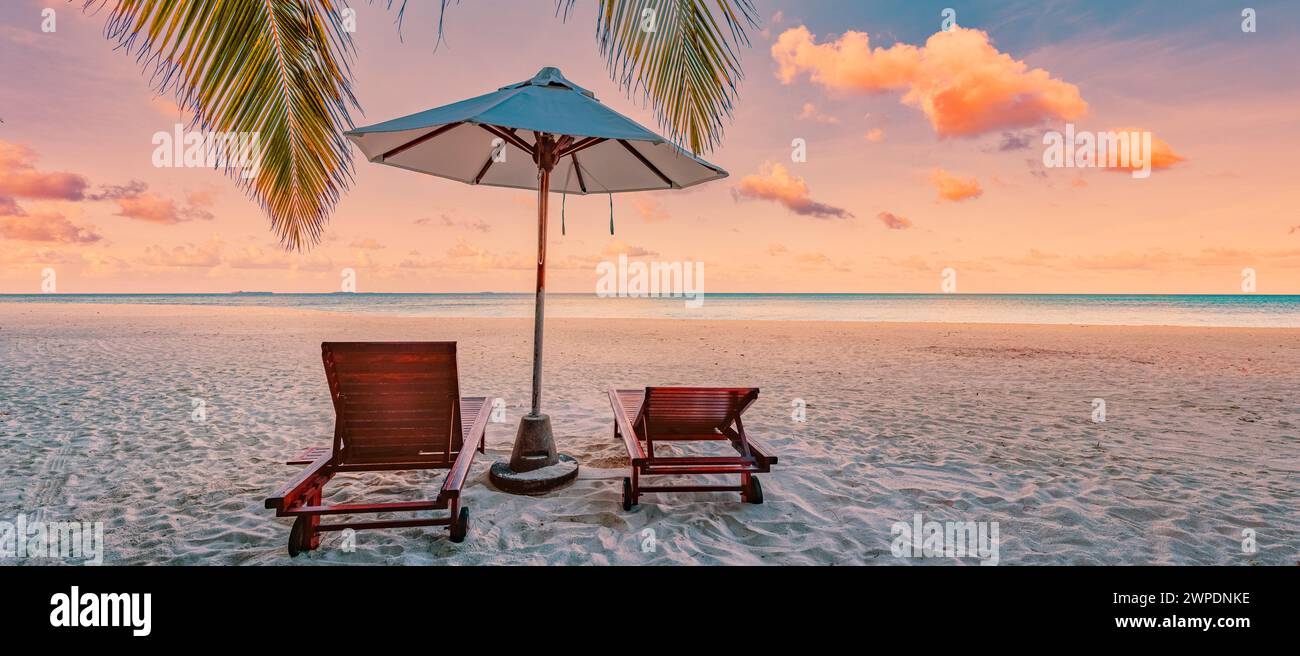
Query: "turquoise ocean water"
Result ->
[[2, 293, 1298, 327]]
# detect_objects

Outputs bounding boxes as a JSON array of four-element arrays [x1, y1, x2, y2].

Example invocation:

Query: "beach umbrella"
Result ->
[[345, 67, 728, 492]]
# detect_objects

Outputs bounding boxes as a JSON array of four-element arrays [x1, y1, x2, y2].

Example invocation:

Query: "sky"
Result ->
[[1, 0, 1298, 294]]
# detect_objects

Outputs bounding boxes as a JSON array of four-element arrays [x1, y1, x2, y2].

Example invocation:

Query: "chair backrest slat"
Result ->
[[642, 387, 758, 433], [322, 342, 463, 467]]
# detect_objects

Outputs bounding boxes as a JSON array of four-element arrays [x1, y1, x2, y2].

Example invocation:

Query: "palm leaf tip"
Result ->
[[570, 0, 757, 155], [91, 0, 361, 251]]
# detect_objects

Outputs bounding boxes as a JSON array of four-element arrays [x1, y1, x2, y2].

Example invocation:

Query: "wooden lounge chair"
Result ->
[[608, 387, 777, 510], [265, 342, 489, 555]]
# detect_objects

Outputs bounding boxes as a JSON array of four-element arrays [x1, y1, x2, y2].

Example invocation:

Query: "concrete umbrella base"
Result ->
[[489, 455, 580, 495], [489, 414, 580, 494]]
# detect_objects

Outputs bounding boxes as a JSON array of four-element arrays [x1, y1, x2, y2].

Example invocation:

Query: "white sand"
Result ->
[[0, 302, 1296, 565]]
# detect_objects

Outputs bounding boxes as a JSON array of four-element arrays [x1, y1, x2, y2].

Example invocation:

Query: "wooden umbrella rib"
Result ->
[[380, 122, 463, 161], [571, 152, 588, 193], [617, 139, 674, 188], [479, 124, 535, 156], [473, 128, 517, 184], [558, 136, 606, 159]]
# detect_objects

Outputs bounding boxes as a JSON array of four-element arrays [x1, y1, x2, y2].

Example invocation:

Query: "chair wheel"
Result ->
[[449, 507, 470, 543], [745, 477, 764, 504], [622, 477, 634, 511], [287, 516, 307, 557]]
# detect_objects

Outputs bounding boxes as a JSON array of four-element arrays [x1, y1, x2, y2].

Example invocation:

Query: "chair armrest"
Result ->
[[265, 452, 332, 512], [608, 388, 647, 464], [440, 396, 489, 500], [745, 435, 778, 466]]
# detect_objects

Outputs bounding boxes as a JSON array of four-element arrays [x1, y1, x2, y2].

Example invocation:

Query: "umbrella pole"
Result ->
[[530, 165, 549, 417], [502, 136, 566, 481]]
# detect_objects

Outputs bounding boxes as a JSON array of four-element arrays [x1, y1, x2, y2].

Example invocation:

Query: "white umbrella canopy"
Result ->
[[345, 67, 727, 194], [344, 67, 728, 489]]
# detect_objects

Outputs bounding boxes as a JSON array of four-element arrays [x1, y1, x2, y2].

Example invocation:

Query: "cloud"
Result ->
[[86, 180, 149, 201], [1101, 128, 1186, 173], [142, 240, 223, 267], [601, 239, 659, 258], [426, 241, 533, 270], [733, 162, 853, 219], [0, 212, 102, 243], [421, 213, 492, 232], [633, 197, 670, 223], [996, 131, 1034, 151], [758, 9, 785, 40], [864, 127, 885, 143], [792, 251, 849, 271], [349, 238, 385, 250], [930, 169, 983, 202], [767, 243, 788, 256], [798, 103, 840, 124], [772, 26, 1087, 138], [115, 192, 214, 224], [0, 141, 89, 200], [0, 196, 25, 216], [876, 211, 913, 229]]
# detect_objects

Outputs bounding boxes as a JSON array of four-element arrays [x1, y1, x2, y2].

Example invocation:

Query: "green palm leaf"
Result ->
[[563, 0, 757, 154], [89, 0, 752, 252], [90, 0, 358, 250]]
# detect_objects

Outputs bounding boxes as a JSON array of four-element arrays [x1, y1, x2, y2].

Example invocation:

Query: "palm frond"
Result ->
[[564, 0, 757, 154], [89, 0, 359, 250]]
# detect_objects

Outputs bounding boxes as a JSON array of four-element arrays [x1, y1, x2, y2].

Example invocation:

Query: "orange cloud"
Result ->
[[733, 162, 853, 218], [349, 238, 385, 250], [930, 169, 983, 202], [115, 192, 214, 224], [773, 26, 1087, 138], [633, 197, 670, 223], [1102, 128, 1186, 173], [0, 141, 89, 200], [865, 128, 885, 143], [601, 239, 658, 258], [0, 212, 102, 243], [798, 103, 840, 124], [876, 211, 913, 229]]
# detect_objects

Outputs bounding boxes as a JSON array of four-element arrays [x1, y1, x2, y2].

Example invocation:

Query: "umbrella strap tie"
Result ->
[[561, 190, 566, 236], [609, 192, 614, 235]]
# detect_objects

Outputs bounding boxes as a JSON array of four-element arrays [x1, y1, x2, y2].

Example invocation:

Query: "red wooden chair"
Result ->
[[265, 342, 489, 555], [608, 387, 777, 510]]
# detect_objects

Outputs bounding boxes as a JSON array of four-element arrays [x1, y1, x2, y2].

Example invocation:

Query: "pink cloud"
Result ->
[[115, 192, 214, 224], [0, 141, 89, 200], [797, 103, 840, 124], [733, 162, 853, 218], [0, 196, 25, 216], [773, 26, 1087, 138], [633, 197, 670, 223], [876, 211, 913, 229], [0, 212, 102, 243]]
